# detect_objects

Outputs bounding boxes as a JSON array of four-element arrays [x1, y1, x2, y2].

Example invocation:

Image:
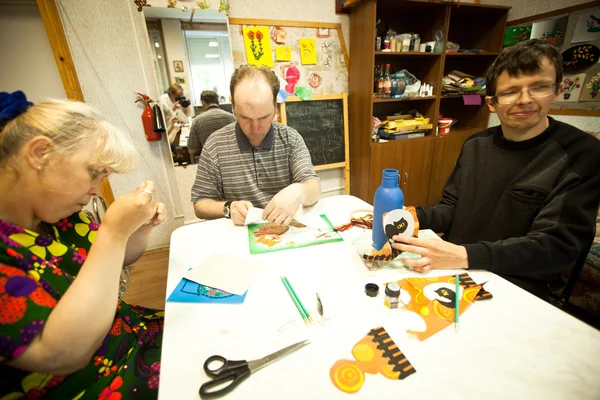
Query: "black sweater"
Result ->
[[417, 118, 600, 297]]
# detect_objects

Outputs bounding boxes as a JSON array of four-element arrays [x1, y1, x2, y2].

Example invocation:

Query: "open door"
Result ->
[[36, 0, 115, 205]]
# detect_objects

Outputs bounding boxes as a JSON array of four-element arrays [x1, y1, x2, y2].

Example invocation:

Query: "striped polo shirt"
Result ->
[[187, 106, 237, 149], [191, 122, 319, 208]]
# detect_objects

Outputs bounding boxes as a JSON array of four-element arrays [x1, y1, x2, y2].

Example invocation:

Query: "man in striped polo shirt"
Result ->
[[191, 65, 321, 226], [187, 90, 237, 163]]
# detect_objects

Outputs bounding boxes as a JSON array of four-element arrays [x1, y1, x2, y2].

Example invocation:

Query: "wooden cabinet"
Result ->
[[348, 0, 509, 206]]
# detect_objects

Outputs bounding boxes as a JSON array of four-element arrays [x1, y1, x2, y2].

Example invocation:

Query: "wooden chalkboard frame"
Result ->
[[279, 93, 350, 194]]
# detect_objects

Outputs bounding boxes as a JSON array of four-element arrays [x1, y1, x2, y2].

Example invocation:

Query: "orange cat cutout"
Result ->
[[330, 327, 416, 393], [396, 275, 486, 341]]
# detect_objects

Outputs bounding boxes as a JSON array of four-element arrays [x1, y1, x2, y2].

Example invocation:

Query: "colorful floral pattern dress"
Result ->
[[0, 212, 164, 399]]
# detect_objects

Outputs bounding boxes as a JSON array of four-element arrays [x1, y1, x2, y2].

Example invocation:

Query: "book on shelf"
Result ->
[[378, 130, 426, 140]]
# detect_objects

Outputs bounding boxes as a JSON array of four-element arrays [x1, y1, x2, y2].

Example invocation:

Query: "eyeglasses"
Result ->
[[492, 83, 557, 105]]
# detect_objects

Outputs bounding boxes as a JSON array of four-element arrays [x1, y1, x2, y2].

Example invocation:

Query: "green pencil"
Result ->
[[283, 276, 313, 323], [455, 274, 460, 332], [281, 276, 310, 325]]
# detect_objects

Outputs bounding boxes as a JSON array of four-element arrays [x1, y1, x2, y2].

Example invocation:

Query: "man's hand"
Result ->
[[391, 235, 468, 273], [262, 184, 303, 225], [231, 201, 253, 226]]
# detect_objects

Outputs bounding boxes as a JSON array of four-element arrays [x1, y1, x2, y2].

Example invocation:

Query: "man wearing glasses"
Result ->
[[391, 39, 600, 299]]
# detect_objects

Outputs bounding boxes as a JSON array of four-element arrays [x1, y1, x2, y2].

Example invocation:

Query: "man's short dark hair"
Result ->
[[230, 65, 280, 106], [486, 39, 563, 96], [200, 90, 219, 105]]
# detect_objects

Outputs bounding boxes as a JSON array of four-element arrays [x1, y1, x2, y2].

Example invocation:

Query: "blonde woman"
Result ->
[[0, 91, 167, 398]]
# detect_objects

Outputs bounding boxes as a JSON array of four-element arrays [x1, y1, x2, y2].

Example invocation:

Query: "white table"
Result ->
[[159, 195, 600, 399]]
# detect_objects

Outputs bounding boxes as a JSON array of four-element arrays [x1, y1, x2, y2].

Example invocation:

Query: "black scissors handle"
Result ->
[[199, 359, 251, 399]]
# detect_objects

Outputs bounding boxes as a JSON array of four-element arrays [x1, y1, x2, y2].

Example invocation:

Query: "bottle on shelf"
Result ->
[[373, 65, 380, 97], [372, 168, 404, 250], [412, 34, 420, 52], [377, 65, 385, 98], [383, 64, 391, 98], [396, 72, 406, 98]]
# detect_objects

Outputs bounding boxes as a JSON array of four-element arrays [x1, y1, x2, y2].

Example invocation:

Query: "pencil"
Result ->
[[283, 276, 313, 324], [455, 274, 460, 332], [281, 276, 310, 325]]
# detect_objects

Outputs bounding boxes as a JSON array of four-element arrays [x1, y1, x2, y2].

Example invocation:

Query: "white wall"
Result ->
[[160, 18, 192, 94], [0, 2, 65, 102]]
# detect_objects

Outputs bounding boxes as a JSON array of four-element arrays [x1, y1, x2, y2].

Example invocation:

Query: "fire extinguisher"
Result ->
[[135, 92, 165, 142]]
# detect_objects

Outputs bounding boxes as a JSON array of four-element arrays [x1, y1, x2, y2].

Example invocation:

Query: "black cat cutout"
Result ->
[[434, 287, 456, 309], [385, 217, 408, 258]]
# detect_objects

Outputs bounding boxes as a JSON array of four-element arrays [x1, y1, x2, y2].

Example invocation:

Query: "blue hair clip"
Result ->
[[0, 91, 33, 130]]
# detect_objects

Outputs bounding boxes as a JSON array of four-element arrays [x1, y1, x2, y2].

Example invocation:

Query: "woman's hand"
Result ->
[[391, 235, 468, 273], [101, 181, 158, 240], [145, 202, 167, 228]]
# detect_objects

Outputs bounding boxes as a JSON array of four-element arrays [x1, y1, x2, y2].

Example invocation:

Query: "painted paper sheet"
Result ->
[[530, 16, 568, 46], [276, 45, 292, 61], [581, 70, 600, 101], [242, 26, 273, 67], [299, 38, 317, 65], [247, 214, 341, 254], [167, 278, 247, 304], [503, 26, 532, 47], [572, 7, 600, 44], [559, 73, 585, 101]]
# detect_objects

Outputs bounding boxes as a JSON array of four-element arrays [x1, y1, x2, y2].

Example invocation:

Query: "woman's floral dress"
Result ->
[[0, 212, 164, 399]]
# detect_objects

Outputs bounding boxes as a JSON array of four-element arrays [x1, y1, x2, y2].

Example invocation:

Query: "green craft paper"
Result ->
[[294, 86, 313, 100]]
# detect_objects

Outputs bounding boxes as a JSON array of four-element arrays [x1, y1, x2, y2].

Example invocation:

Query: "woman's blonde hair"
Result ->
[[0, 99, 138, 173]]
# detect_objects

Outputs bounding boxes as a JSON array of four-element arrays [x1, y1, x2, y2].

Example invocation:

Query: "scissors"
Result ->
[[199, 339, 310, 398]]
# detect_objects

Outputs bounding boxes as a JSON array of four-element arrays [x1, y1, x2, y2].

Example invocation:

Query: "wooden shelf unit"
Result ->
[[348, 0, 509, 205]]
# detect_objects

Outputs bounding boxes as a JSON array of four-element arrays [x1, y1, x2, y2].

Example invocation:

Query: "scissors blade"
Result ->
[[248, 339, 310, 373]]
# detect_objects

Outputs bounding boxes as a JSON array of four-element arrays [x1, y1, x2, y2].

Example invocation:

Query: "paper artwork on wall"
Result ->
[[559, 74, 585, 101], [316, 28, 331, 38], [299, 38, 318, 65], [562, 44, 600, 72], [580, 71, 600, 101], [572, 7, 600, 43], [271, 26, 287, 44], [281, 64, 300, 94], [530, 16, 567, 46], [218, 0, 230, 15], [503, 26, 532, 47], [242, 26, 273, 67], [196, 0, 210, 9], [276, 46, 292, 61]]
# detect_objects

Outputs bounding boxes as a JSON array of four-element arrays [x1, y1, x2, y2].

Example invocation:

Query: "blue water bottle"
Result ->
[[372, 168, 404, 250]]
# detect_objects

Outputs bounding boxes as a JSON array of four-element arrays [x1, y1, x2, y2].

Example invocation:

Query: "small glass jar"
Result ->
[[384, 282, 401, 309]]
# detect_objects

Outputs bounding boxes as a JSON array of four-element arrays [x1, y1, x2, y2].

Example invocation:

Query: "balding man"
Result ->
[[191, 65, 321, 226]]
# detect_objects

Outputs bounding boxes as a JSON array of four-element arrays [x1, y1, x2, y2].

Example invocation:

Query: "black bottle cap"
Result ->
[[385, 282, 401, 297], [365, 283, 379, 297]]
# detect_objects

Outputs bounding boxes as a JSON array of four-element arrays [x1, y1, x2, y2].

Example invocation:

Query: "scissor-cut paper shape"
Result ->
[[167, 278, 247, 304], [330, 327, 416, 393]]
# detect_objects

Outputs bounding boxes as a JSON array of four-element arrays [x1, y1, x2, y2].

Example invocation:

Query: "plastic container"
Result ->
[[384, 283, 401, 309], [438, 118, 453, 136], [372, 169, 404, 250]]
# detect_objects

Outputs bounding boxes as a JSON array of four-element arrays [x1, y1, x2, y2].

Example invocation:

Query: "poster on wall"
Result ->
[[300, 38, 318, 65], [242, 26, 274, 67], [530, 16, 568, 46], [572, 7, 600, 43], [503, 26, 532, 47], [559, 73, 585, 101], [580, 70, 600, 101]]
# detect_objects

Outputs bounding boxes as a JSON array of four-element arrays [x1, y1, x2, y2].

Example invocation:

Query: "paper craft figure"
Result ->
[[243, 26, 273, 67], [330, 327, 416, 393], [559, 74, 585, 101], [276, 46, 292, 61], [280, 64, 300, 94], [572, 8, 600, 43], [294, 86, 312, 100], [167, 278, 247, 304], [581, 71, 600, 100], [218, 0, 230, 15], [299, 38, 317, 65], [248, 215, 341, 254], [363, 206, 419, 262], [271, 26, 287, 44], [396, 273, 491, 341]]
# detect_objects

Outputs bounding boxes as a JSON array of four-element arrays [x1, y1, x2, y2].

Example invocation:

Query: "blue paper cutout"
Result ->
[[167, 277, 247, 304]]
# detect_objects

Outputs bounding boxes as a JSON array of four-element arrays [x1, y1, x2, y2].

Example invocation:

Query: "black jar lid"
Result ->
[[364, 283, 379, 297], [385, 282, 401, 297]]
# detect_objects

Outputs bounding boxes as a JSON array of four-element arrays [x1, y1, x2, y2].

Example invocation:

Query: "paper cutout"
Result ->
[[281, 64, 300, 94], [196, 0, 210, 9], [572, 8, 600, 44], [294, 86, 313, 100], [275, 46, 292, 61], [396, 273, 490, 341], [562, 44, 600, 73], [316, 28, 331, 38], [503, 26, 532, 47], [167, 278, 247, 304], [581, 71, 600, 101], [559, 74, 585, 102], [183, 254, 269, 296], [243, 26, 273, 67], [330, 327, 416, 393], [308, 72, 323, 89], [247, 215, 341, 254], [271, 26, 287, 44], [218, 0, 230, 15], [244, 207, 266, 225], [276, 89, 289, 103], [299, 38, 317, 65], [383, 209, 415, 258]]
